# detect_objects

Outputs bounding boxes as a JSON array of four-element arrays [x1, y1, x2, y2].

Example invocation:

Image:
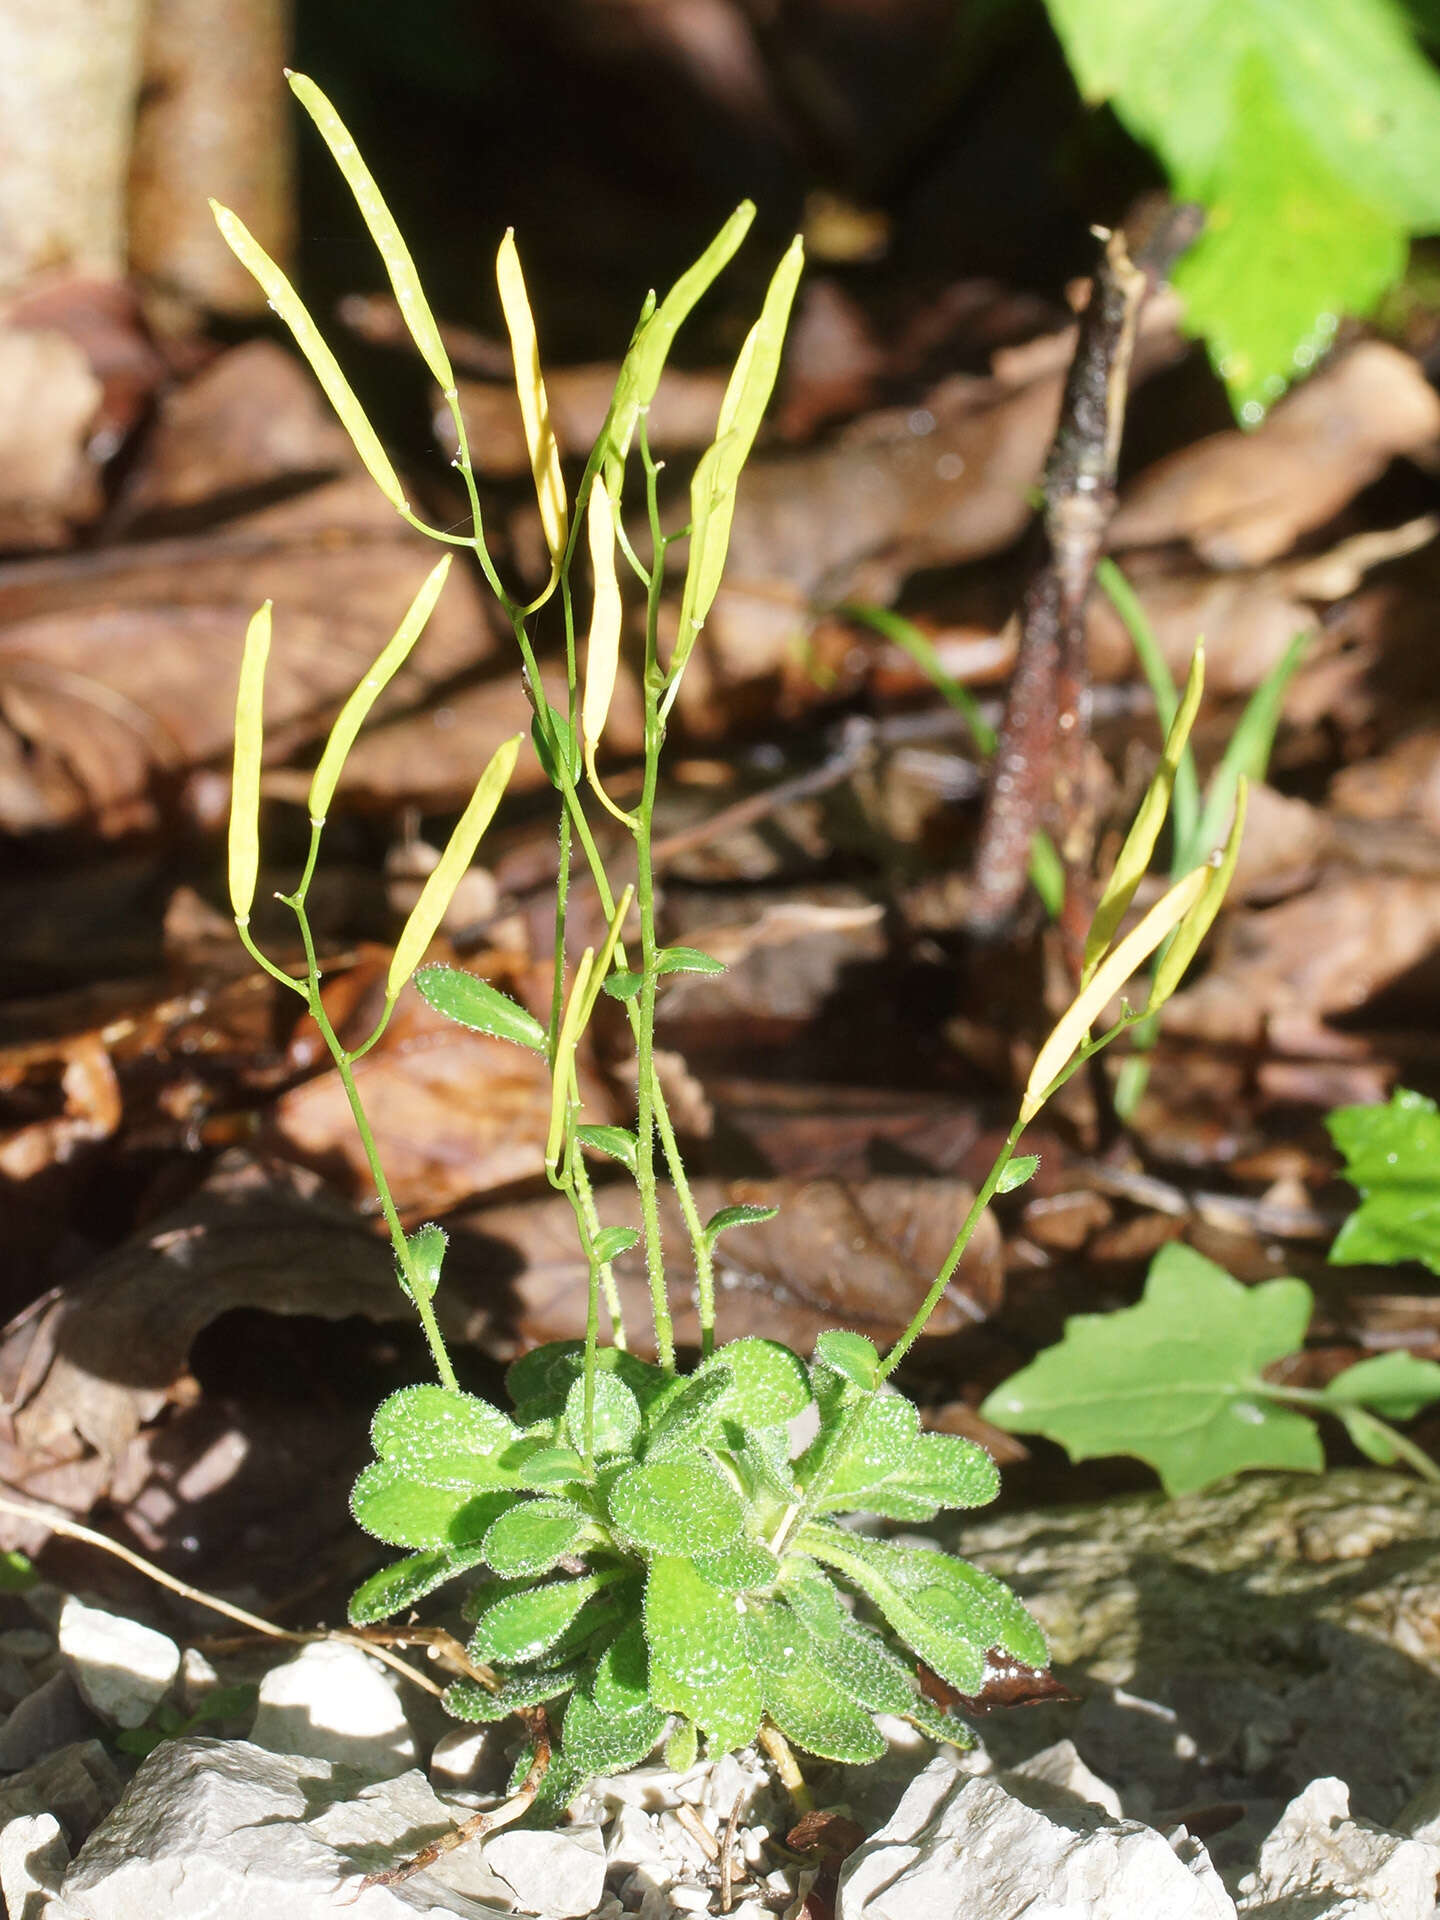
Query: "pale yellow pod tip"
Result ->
[[229, 601, 273, 923], [581, 476, 622, 754], [496, 229, 569, 565]]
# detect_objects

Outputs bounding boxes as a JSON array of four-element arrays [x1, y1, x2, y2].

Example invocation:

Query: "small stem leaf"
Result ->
[[286, 73, 453, 391], [398, 1222, 446, 1304], [1147, 779, 1248, 1012], [979, 1241, 1323, 1496], [996, 1155, 1040, 1195], [656, 946, 726, 977], [309, 557, 451, 821], [386, 733, 522, 1000], [532, 704, 580, 789], [591, 1226, 642, 1266], [813, 1331, 881, 1394], [228, 601, 272, 922], [1083, 643, 1205, 979], [1317, 1350, 1440, 1421], [496, 229, 568, 568], [670, 237, 804, 696], [1021, 862, 1210, 1123], [581, 473, 623, 761], [210, 202, 406, 511], [602, 969, 643, 1002], [1027, 830, 1066, 921], [703, 1203, 779, 1249], [414, 964, 547, 1052], [1337, 1406, 1402, 1466], [574, 1125, 639, 1173]]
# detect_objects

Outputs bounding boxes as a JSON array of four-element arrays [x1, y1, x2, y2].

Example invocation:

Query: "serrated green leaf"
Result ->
[[565, 1372, 642, 1459], [609, 1449, 745, 1553], [1319, 1350, 1440, 1421], [592, 1226, 642, 1265], [482, 1497, 589, 1578], [813, 1331, 880, 1393], [980, 1242, 1324, 1495], [413, 965, 547, 1053], [1043, 0, 1440, 413], [644, 1557, 762, 1750], [603, 970, 643, 1002], [371, 1385, 517, 1490], [691, 1540, 780, 1592], [644, 1368, 734, 1457], [656, 945, 726, 976], [1328, 1088, 1440, 1274], [997, 1155, 1040, 1196], [698, 1337, 811, 1427], [347, 1542, 490, 1624], [575, 1124, 639, 1173], [350, 1464, 515, 1550], [445, 1659, 590, 1722], [470, 1575, 611, 1664], [747, 1604, 886, 1763]]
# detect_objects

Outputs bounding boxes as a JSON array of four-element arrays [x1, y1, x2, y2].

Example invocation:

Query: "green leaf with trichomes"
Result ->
[[997, 1156, 1040, 1195], [564, 1373, 642, 1458], [574, 1124, 639, 1173], [591, 1226, 641, 1266], [813, 1330, 881, 1393], [350, 1466, 514, 1550], [483, 1498, 590, 1578], [703, 1204, 780, 1248], [656, 946, 726, 976], [644, 1556, 763, 1750], [397, 1222, 445, 1303], [371, 1386, 517, 1488], [980, 1242, 1324, 1494], [414, 965, 547, 1053], [608, 1450, 745, 1553], [469, 1574, 612, 1664], [698, 1336, 811, 1425], [1328, 1087, 1440, 1273]]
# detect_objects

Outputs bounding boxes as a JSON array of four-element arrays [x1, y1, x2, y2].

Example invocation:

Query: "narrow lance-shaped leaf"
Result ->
[[1083, 643, 1205, 979], [1020, 862, 1210, 1123], [1148, 779, 1248, 1011], [496, 229, 568, 568], [228, 601, 272, 923], [669, 236, 804, 699], [286, 72, 454, 390], [386, 733, 522, 1000], [309, 557, 451, 821], [414, 964, 547, 1053], [210, 202, 405, 511]]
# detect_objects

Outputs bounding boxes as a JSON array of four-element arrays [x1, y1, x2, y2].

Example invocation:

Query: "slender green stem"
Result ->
[[235, 921, 307, 998]]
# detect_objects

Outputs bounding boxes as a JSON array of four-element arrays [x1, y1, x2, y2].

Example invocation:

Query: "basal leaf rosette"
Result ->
[[347, 1332, 1046, 1803]]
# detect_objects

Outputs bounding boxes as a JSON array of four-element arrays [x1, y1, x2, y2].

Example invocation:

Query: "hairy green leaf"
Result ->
[[565, 1372, 642, 1459], [813, 1331, 881, 1393], [483, 1498, 589, 1578], [371, 1385, 517, 1490], [609, 1450, 745, 1553], [644, 1368, 734, 1457], [699, 1337, 812, 1427], [532, 703, 580, 788], [602, 969, 643, 1002], [703, 1204, 781, 1248], [996, 1155, 1041, 1195], [470, 1575, 612, 1664], [574, 1124, 639, 1173], [747, 1604, 886, 1763], [591, 1226, 642, 1266], [347, 1542, 490, 1624], [562, 1624, 667, 1773], [645, 1557, 762, 1750], [980, 1242, 1324, 1494], [413, 965, 547, 1052], [350, 1465, 514, 1550], [691, 1540, 780, 1592], [1328, 1088, 1440, 1274], [656, 945, 726, 976], [397, 1223, 445, 1304], [816, 1394, 1000, 1520], [445, 1659, 591, 1722], [512, 1445, 589, 1489], [506, 1342, 668, 1421]]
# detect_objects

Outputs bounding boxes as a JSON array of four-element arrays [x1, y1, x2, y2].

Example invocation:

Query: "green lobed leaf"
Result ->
[[348, 1543, 491, 1625], [703, 1204, 780, 1248], [350, 1465, 514, 1551], [813, 1394, 1000, 1520], [698, 1337, 812, 1427], [656, 946, 726, 976], [482, 1498, 590, 1578], [1318, 1350, 1440, 1421], [1328, 1088, 1440, 1274], [1043, 0, 1440, 412], [564, 1372, 642, 1459], [575, 1124, 639, 1173], [980, 1242, 1325, 1495], [371, 1385, 518, 1490], [813, 1331, 881, 1393], [413, 965, 547, 1053], [608, 1449, 745, 1553], [747, 1604, 886, 1763], [644, 1556, 763, 1751]]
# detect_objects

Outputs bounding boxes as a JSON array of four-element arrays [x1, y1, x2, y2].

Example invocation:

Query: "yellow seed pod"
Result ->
[[229, 601, 273, 923], [582, 476, 622, 759], [546, 948, 595, 1174], [385, 733, 522, 1000], [286, 73, 454, 393], [211, 200, 406, 513], [309, 556, 452, 822], [1149, 779, 1249, 1012], [496, 229, 568, 566], [1020, 862, 1209, 1124]]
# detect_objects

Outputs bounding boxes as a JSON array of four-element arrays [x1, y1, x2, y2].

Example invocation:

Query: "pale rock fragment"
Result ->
[[0, 1810, 75, 1920], [482, 1824, 607, 1918], [1235, 1776, 1440, 1919], [250, 1638, 416, 1779], [57, 1595, 179, 1729]]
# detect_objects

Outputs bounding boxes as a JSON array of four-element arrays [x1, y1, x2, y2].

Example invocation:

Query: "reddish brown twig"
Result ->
[[965, 224, 1159, 957], [357, 1706, 552, 1891]]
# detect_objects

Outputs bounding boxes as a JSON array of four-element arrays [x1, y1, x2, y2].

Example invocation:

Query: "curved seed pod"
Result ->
[[1083, 642, 1206, 981], [286, 72, 454, 393], [496, 230, 568, 567], [211, 200, 406, 512], [1021, 863, 1209, 1123], [1149, 779, 1249, 1011], [386, 733, 522, 1000], [229, 601, 272, 923], [581, 475, 622, 767], [309, 556, 451, 821], [546, 949, 595, 1174]]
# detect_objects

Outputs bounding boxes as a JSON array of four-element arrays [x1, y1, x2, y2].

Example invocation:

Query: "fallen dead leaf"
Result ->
[[0, 325, 103, 550]]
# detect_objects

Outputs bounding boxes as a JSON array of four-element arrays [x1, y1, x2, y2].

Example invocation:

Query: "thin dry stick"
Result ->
[[358, 1706, 553, 1890], [0, 1486, 444, 1701], [720, 1788, 745, 1913], [675, 1801, 721, 1862]]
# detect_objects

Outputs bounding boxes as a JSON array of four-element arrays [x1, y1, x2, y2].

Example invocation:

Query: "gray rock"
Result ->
[[942, 1468, 1440, 1835], [483, 1825, 606, 1918], [57, 1736, 519, 1917], [1235, 1777, 1440, 1918], [0, 1810, 74, 1920], [250, 1639, 417, 1779], [57, 1596, 179, 1729], [1001, 1738, 1125, 1820], [0, 1671, 98, 1772], [835, 1756, 1237, 1920], [0, 1738, 125, 1845]]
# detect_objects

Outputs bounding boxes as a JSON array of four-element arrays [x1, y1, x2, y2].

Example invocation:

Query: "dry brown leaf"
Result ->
[[1331, 730, 1440, 834], [0, 326, 103, 550], [1110, 344, 1440, 568]]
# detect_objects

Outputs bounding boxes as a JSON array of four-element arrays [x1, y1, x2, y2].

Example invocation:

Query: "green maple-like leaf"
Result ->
[[1328, 1087, 1440, 1273], [980, 1242, 1324, 1494], [1044, 0, 1440, 411]]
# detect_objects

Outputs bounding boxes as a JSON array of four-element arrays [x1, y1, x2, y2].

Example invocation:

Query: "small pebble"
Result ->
[[666, 1886, 712, 1913]]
